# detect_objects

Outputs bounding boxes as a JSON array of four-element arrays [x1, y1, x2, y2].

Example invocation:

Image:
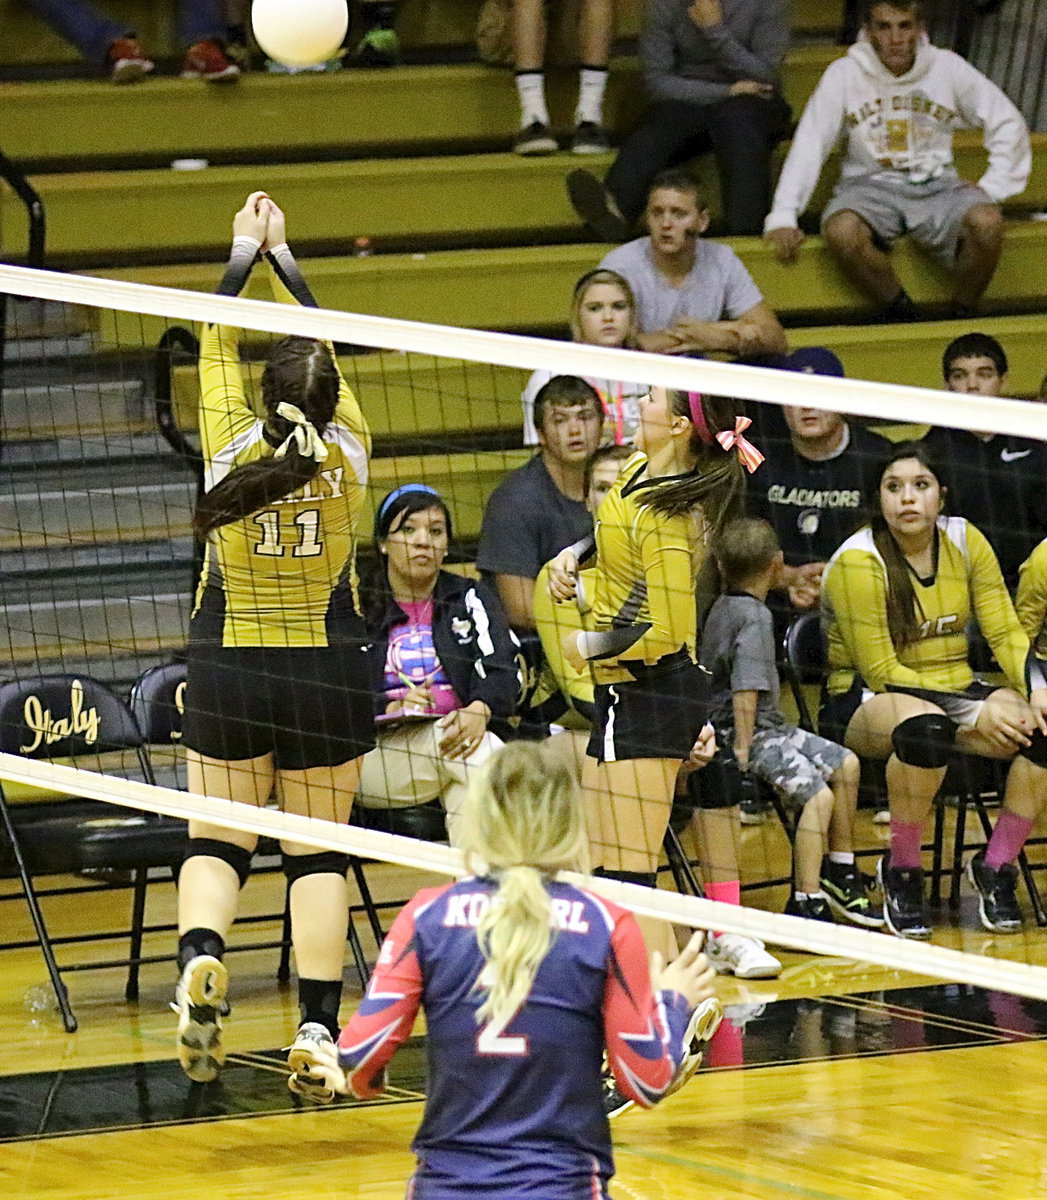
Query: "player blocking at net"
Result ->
[[174, 192, 374, 1092], [293, 739, 723, 1195]]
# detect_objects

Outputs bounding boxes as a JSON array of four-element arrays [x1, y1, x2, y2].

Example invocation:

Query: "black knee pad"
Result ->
[[601, 868, 658, 889], [1019, 728, 1047, 767], [687, 755, 745, 809], [181, 837, 252, 888], [283, 850, 350, 886], [891, 713, 957, 769]]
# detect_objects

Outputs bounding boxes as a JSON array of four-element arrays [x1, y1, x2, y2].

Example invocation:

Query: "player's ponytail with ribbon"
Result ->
[[463, 741, 589, 1029], [193, 336, 341, 539], [633, 391, 757, 531]]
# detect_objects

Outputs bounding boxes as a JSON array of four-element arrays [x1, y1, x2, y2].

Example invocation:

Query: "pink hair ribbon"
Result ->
[[715, 415, 765, 474]]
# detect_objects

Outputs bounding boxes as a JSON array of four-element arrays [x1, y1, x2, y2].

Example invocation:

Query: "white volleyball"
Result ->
[[251, 0, 349, 67]]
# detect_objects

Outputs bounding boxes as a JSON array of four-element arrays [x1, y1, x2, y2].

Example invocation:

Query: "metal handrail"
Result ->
[[0, 149, 45, 270], [0, 149, 46, 456]]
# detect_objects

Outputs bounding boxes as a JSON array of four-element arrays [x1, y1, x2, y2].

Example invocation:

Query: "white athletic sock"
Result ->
[[575, 66, 607, 126], [828, 851, 854, 865], [515, 71, 550, 127]]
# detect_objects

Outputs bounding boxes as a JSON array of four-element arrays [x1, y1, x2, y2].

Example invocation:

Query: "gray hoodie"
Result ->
[[765, 35, 1030, 231]]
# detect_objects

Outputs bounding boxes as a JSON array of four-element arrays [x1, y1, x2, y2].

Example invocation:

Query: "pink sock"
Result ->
[[707, 1017, 743, 1069], [889, 820, 923, 870], [706, 880, 740, 939], [985, 810, 1034, 871]]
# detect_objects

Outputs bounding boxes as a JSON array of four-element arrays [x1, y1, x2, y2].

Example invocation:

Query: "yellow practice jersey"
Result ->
[[534, 562, 596, 711], [588, 452, 704, 686], [823, 517, 1029, 696], [1017, 538, 1047, 658], [192, 264, 371, 647]]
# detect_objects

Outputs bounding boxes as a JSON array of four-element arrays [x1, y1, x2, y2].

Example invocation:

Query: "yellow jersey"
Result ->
[[533, 563, 596, 712], [823, 517, 1029, 697], [192, 263, 371, 647], [1016, 538, 1047, 658], [588, 452, 705, 686]]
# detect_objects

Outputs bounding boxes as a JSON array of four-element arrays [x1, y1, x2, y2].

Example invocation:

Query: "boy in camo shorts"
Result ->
[[700, 518, 882, 927]]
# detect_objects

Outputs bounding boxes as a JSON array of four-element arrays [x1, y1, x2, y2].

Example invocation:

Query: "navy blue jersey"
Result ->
[[338, 876, 692, 1200]]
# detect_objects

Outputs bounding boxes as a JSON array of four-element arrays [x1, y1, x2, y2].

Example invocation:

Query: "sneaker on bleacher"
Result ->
[[181, 39, 241, 82], [107, 37, 154, 84]]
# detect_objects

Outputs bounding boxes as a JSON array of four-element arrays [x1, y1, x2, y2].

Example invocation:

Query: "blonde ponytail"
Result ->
[[462, 741, 588, 1029]]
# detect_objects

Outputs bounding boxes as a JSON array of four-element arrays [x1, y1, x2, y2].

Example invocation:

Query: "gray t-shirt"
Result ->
[[600, 238, 764, 335], [700, 591, 786, 732], [476, 455, 593, 582]]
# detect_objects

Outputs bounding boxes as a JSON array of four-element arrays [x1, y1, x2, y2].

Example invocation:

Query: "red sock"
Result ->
[[889, 819, 923, 870], [985, 810, 1034, 871], [706, 880, 740, 938]]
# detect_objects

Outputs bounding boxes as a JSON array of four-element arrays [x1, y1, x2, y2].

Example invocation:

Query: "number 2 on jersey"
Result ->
[[476, 1009, 526, 1056], [253, 509, 324, 558]]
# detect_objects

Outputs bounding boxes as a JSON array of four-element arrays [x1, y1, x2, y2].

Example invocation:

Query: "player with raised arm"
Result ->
[[174, 193, 374, 1096], [548, 390, 761, 968], [295, 739, 722, 1199]]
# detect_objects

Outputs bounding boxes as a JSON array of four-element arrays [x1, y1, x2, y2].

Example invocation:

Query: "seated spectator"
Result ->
[[821, 441, 1047, 939], [522, 270, 648, 446], [748, 348, 887, 610], [922, 332, 1047, 589], [24, 0, 239, 81], [599, 169, 787, 357], [477, 376, 603, 632], [566, 0, 790, 239], [763, 0, 1030, 320], [702, 518, 880, 926], [1017, 536, 1047, 659], [355, 486, 519, 846], [511, 0, 612, 154]]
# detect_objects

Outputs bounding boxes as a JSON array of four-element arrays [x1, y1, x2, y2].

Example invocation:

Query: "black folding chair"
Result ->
[[0, 674, 173, 1031], [130, 660, 376, 988]]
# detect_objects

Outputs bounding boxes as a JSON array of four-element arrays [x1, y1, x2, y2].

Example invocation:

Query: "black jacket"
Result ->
[[365, 572, 521, 720]]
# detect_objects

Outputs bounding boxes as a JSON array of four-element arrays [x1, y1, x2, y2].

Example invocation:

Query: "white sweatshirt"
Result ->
[[765, 37, 1031, 231]]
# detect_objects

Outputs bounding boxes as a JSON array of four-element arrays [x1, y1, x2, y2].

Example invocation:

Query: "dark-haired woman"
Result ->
[[822, 441, 1047, 940], [174, 193, 373, 1096], [355, 484, 519, 845], [554, 388, 760, 961]]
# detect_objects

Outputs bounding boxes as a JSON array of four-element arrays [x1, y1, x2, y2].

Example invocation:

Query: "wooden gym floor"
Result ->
[[2, 812, 1047, 1200]]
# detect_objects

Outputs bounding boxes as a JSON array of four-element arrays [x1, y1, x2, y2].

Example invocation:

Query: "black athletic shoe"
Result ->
[[566, 168, 629, 242], [967, 850, 1023, 933], [877, 854, 931, 940], [785, 892, 835, 923], [820, 859, 885, 928], [601, 1057, 634, 1118], [513, 121, 557, 156]]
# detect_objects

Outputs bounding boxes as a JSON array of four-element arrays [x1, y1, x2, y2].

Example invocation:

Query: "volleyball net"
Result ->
[[3, 261, 1047, 1002]]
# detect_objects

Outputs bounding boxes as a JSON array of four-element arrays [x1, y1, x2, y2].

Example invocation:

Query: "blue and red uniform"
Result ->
[[337, 876, 693, 1200]]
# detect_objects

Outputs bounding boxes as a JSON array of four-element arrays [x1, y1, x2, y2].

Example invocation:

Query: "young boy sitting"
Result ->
[[700, 518, 882, 927]]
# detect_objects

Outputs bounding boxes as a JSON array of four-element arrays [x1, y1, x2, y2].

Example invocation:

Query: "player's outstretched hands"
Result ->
[[233, 191, 271, 243], [261, 197, 287, 250], [652, 931, 717, 1010]]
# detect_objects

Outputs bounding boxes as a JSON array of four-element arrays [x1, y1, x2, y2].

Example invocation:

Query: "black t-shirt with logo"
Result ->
[[748, 424, 888, 566], [920, 426, 1047, 591]]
